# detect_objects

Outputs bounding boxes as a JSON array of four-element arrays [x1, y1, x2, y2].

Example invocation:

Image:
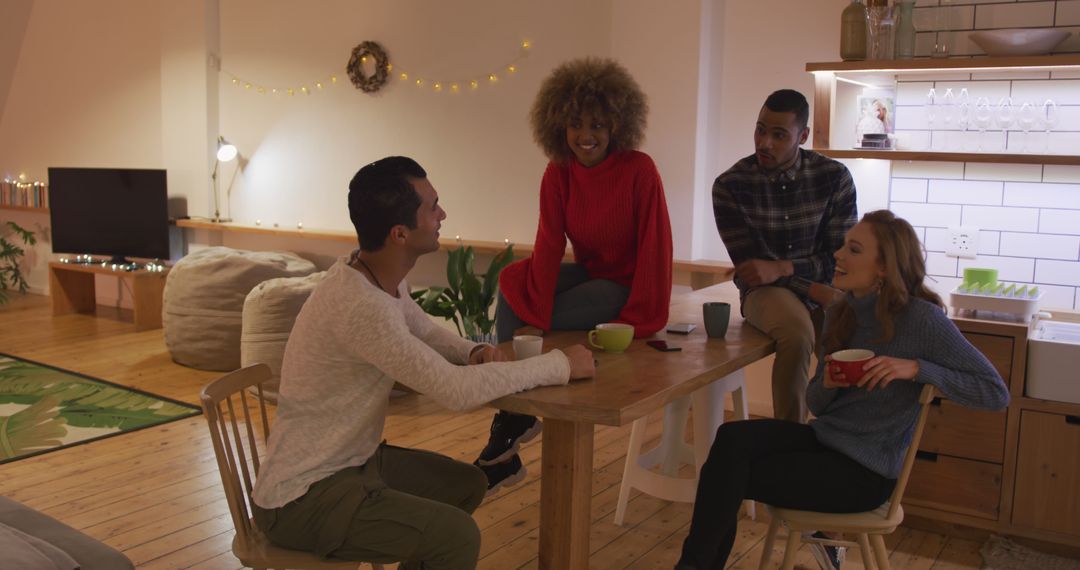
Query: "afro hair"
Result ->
[[529, 57, 648, 162]]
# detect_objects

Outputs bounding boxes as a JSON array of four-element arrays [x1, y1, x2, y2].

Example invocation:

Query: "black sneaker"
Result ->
[[475, 454, 526, 496], [808, 532, 846, 570], [476, 411, 542, 466]]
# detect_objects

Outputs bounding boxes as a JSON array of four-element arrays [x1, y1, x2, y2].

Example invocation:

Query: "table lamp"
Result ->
[[211, 136, 238, 223]]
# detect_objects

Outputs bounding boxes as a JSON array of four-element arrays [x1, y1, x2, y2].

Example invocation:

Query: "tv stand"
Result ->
[[48, 262, 169, 331]]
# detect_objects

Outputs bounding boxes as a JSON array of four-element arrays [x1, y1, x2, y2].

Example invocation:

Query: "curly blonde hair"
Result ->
[[529, 57, 648, 162]]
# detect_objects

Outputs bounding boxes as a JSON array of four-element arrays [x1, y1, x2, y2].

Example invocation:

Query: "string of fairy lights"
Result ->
[[220, 39, 532, 97]]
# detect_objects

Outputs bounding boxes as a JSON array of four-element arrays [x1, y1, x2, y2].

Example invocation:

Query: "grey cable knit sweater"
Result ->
[[808, 292, 1010, 478]]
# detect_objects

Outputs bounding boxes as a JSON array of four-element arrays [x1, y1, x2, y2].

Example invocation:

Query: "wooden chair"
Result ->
[[758, 384, 936, 570], [200, 363, 384, 570], [615, 370, 754, 525]]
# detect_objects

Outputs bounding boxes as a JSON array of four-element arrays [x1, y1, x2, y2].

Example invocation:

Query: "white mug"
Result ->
[[513, 335, 543, 360]]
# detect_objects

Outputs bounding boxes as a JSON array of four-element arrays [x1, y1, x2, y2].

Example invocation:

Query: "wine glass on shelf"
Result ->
[[996, 97, 1014, 152], [1018, 101, 1036, 153], [973, 97, 993, 152], [1043, 99, 1059, 154], [956, 88, 971, 150], [942, 88, 956, 149], [925, 87, 938, 150]]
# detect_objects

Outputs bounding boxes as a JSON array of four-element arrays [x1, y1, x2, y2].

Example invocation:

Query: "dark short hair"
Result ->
[[763, 89, 809, 130], [348, 156, 427, 251]]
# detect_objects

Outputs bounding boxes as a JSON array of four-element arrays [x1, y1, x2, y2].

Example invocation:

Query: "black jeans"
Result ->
[[494, 262, 629, 343], [677, 419, 896, 570]]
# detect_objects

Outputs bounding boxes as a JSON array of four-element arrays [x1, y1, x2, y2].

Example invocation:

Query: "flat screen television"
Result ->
[[48, 167, 170, 263]]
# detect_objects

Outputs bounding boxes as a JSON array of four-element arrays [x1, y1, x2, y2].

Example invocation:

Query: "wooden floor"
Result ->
[[0, 293, 989, 569]]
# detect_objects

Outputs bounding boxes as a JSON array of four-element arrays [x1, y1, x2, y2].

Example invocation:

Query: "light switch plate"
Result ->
[[946, 226, 979, 259]]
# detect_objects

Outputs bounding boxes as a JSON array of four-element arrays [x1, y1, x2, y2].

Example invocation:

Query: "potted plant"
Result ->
[[411, 244, 514, 343], [0, 222, 36, 305]]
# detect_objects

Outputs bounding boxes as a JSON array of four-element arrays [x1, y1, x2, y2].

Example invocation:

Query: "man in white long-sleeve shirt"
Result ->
[[250, 156, 595, 570]]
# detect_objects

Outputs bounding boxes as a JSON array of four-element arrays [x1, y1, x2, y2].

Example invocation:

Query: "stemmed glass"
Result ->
[[942, 88, 956, 149], [1043, 99, 1059, 154], [996, 97, 1014, 152], [974, 97, 993, 151], [956, 88, 971, 150], [1018, 102, 1036, 153], [925, 88, 938, 150]]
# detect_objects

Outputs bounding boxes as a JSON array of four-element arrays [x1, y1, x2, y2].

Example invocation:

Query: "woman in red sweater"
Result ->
[[475, 57, 674, 492]]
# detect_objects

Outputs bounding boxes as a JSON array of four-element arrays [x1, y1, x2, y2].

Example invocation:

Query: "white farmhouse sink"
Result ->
[[1027, 320, 1080, 404], [970, 28, 1071, 57]]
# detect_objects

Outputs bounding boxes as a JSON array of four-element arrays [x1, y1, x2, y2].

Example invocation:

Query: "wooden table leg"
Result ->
[[539, 418, 593, 570], [49, 266, 96, 315], [132, 273, 167, 331]]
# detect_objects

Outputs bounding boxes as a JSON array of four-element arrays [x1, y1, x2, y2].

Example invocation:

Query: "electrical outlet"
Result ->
[[946, 226, 979, 259]]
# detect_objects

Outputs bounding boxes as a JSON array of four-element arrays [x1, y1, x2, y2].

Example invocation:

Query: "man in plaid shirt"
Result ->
[[713, 89, 857, 423]]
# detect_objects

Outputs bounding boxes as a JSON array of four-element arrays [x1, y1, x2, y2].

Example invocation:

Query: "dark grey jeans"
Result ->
[[494, 263, 630, 343]]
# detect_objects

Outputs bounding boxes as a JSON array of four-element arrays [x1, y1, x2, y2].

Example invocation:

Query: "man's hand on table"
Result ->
[[469, 344, 508, 364], [734, 259, 793, 287], [561, 345, 595, 380]]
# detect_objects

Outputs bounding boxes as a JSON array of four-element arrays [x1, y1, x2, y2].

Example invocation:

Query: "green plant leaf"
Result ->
[[481, 244, 514, 310], [0, 222, 36, 304], [446, 247, 465, 295], [0, 396, 68, 459], [411, 243, 515, 337]]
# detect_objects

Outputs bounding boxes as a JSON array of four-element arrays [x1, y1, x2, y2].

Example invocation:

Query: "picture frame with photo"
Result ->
[[855, 95, 895, 148]]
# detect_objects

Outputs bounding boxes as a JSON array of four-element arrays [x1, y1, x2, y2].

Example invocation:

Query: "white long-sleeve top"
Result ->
[[252, 258, 571, 508]]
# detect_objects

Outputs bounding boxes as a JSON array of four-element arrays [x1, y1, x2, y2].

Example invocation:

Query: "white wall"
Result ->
[[217, 0, 612, 247], [0, 0, 866, 300], [0, 0, 165, 297], [0, 0, 32, 119], [699, 0, 851, 261]]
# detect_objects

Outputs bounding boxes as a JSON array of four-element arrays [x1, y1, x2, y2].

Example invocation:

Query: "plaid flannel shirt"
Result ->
[[712, 149, 857, 305]]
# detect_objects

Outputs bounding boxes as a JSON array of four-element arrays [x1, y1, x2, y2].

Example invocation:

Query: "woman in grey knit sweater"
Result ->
[[676, 210, 1010, 570]]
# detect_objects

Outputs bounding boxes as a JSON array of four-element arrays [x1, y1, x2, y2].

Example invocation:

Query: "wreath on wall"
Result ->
[[347, 41, 390, 93]]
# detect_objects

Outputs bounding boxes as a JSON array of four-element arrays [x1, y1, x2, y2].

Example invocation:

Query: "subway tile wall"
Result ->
[[913, 0, 1080, 57], [890, 158, 1080, 310], [885, 2, 1080, 311]]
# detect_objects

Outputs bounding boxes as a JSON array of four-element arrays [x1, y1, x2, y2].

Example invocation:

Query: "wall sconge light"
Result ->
[[211, 136, 238, 222]]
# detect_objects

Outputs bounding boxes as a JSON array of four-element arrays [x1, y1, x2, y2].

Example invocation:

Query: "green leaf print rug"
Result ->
[[0, 353, 201, 465]]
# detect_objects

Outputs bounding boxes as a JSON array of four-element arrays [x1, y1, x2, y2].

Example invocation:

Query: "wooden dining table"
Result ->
[[489, 284, 776, 569]]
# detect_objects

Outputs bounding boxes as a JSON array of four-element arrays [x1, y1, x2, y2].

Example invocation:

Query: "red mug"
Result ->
[[830, 349, 875, 385]]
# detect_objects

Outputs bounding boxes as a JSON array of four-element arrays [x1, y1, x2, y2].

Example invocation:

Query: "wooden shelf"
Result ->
[[175, 219, 735, 287], [0, 205, 49, 213], [815, 148, 1080, 166], [807, 55, 1080, 74]]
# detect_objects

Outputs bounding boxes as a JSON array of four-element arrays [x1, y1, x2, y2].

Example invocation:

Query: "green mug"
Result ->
[[588, 323, 634, 353]]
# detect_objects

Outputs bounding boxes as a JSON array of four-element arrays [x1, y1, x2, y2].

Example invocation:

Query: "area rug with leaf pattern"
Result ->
[[0, 353, 201, 465]]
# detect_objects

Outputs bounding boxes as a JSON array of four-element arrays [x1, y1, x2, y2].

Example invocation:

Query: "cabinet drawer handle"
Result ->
[[1067, 415, 1080, 426], [915, 450, 938, 462], [931, 397, 943, 407]]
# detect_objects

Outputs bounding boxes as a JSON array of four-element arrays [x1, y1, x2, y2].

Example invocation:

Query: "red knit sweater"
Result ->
[[498, 150, 673, 338]]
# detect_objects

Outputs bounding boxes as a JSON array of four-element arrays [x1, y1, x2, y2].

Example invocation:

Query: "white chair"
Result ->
[[614, 370, 754, 525], [201, 364, 384, 570], [758, 384, 936, 570]]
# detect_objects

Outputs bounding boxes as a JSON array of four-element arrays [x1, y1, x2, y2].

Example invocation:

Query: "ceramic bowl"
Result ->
[[970, 28, 1071, 57]]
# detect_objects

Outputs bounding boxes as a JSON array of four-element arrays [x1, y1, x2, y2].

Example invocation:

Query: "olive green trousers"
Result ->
[[253, 443, 487, 570]]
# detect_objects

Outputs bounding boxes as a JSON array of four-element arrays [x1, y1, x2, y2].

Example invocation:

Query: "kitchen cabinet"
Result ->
[[1012, 410, 1080, 539], [903, 317, 1080, 551]]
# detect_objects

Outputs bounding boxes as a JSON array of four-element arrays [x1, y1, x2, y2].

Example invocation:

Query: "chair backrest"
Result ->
[[885, 383, 936, 519], [200, 363, 276, 544]]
